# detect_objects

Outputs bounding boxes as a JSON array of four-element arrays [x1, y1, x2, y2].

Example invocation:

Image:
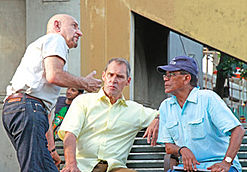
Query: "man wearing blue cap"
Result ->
[[157, 56, 245, 171]]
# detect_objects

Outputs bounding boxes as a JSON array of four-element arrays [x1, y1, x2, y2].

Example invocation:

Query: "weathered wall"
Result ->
[[130, 0, 247, 62], [26, 0, 81, 77], [81, 0, 131, 97], [81, 0, 247, 89], [0, 1, 26, 171], [0, 0, 80, 171], [0, 0, 26, 96]]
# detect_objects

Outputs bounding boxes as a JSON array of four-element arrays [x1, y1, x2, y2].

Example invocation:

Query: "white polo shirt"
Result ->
[[6, 33, 69, 109]]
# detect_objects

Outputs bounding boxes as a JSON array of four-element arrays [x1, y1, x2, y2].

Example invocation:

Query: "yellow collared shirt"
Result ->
[[58, 89, 157, 172]]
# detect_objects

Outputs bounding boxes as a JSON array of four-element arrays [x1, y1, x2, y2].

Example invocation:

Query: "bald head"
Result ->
[[46, 14, 82, 48], [47, 14, 75, 33]]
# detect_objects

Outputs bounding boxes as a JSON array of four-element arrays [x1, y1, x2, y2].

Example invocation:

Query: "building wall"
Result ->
[[80, 0, 131, 97], [0, 1, 26, 171], [0, 0, 80, 171], [0, 0, 26, 96], [81, 0, 247, 88], [26, 0, 81, 77], [130, 0, 247, 62]]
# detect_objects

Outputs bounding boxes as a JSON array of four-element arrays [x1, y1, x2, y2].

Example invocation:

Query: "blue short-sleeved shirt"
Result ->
[[157, 87, 242, 171]]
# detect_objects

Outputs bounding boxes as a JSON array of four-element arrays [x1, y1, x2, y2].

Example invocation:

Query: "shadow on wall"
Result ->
[[134, 12, 169, 109]]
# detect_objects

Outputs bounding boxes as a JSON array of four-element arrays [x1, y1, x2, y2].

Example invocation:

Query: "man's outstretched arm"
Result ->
[[44, 56, 102, 92]]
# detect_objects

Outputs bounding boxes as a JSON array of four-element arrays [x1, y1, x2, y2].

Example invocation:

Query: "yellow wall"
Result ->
[[130, 0, 247, 62], [81, 0, 247, 97], [81, 0, 131, 96]]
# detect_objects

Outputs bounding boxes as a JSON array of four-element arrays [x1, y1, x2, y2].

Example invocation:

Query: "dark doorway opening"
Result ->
[[134, 12, 169, 109]]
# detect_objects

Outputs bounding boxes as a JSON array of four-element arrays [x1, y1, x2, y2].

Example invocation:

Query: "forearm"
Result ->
[[46, 113, 61, 166], [49, 70, 86, 89], [166, 143, 200, 171], [207, 126, 245, 171], [225, 125, 245, 159], [46, 113, 56, 151], [44, 56, 101, 92], [63, 132, 78, 165], [46, 127, 56, 151], [165, 143, 180, 156]]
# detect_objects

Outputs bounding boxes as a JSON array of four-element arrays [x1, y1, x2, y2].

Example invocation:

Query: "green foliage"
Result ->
[[216, 53, 247, 79]]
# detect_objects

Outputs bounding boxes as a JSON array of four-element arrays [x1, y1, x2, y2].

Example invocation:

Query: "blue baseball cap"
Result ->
[[157, 56, 198, 76]]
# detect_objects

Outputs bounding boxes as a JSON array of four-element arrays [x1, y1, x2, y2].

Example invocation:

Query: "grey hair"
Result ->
[[104, 58, 131, 78], [180, 70, 198, 87], [190, 73, 198, 87]]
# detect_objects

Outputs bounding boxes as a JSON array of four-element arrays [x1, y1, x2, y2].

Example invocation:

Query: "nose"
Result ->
[[77, 29, 83, 37], [163, 75, 169, 81], [110, 75, 118, 83]]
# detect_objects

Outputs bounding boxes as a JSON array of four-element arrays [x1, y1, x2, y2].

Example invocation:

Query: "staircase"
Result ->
[[56, 128, 247, 171]]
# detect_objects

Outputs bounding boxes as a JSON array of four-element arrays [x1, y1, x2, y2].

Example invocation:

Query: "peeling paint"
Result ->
[[84, 0, 88, 7], [90, 44, 94, 50], [90, 22, 94, 29], [119, 0, 130, 9], [94, 6, 105, 17], [82, 0, 247, 65]]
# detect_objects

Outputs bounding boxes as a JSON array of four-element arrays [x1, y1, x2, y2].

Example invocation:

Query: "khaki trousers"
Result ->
[[92, 163, 136, 172]]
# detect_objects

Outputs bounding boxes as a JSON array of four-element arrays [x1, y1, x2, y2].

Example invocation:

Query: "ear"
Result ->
[[126, 77, 131, 86], [184, 74, 191, 85], [54, 20, 61, 32], [102, 71, 106, 81]]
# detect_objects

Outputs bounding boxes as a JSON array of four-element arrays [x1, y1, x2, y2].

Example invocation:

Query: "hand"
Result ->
[[61, 162, 81, 172], [82, 71, 102, 92], [50, 150, 61, 168], [207, 161, 231, 172], [143, 117, 159, 146], [180, 147, 200, 171]]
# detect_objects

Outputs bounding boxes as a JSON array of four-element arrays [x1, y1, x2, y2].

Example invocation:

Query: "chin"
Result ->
[[73, 43, 78, 48], [164, 90, 171, 94]]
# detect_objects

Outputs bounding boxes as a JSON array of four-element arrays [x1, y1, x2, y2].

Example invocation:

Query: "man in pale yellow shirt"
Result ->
[[58, 58, 159, 172]]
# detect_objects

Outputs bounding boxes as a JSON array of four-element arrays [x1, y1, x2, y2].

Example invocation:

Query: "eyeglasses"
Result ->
[[163, 72, 188, 79]]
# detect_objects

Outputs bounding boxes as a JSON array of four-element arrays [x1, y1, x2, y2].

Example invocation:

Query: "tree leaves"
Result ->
[[216, 53, 247, 80]]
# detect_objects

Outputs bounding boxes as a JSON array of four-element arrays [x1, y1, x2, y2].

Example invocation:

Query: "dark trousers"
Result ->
[[2, 94, 58, 172]]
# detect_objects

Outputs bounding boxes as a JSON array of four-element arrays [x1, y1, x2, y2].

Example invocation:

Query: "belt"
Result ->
[[98, 160, 108, 164], [92, 160, 108, 172], [5, 93, 45, 107]]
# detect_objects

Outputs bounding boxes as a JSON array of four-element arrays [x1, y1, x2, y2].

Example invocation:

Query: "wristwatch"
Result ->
[[224, 156, 232, 164]]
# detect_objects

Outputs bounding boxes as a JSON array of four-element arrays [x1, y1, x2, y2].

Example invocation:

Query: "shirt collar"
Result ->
[[186, 87, 199, 103], [169, 87, 199, 104], [97, 88, 127, 106]]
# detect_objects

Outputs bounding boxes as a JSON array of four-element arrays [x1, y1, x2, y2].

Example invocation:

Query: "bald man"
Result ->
[[2, 14, 102, 172]]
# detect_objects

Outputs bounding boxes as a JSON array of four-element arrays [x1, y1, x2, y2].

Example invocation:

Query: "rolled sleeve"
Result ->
[[43, 34, 68, 63], [157, 115, 174, 144], [208, 92, 241, 135], [58, 96, 85, 140], [139, 106, 158, 128]]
